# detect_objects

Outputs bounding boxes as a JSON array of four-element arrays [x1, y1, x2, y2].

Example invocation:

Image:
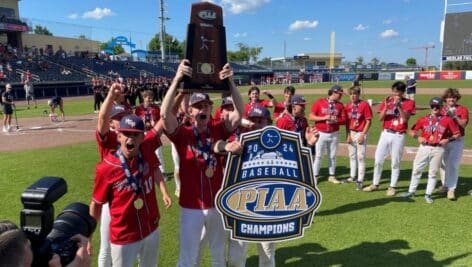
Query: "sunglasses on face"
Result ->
[[430, 105, 441, 110]]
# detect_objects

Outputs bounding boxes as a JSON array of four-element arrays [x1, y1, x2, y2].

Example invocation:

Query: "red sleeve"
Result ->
[[338, 103, 346, 125], [276, 117, 289, 130], [447, 117, 460, 135], [411, 117, 424, 132], [92, 162, 111, 204], [457, 106, 469, 123], [310, 100, 318, 114], [378, 101, 386, 114], [143, 130, 162, 151], [404, 99, 416, 115], [363, 102, 373, 120]]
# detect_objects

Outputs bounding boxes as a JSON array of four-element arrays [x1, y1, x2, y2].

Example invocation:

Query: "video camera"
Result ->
[[20, 177, 96, 266]]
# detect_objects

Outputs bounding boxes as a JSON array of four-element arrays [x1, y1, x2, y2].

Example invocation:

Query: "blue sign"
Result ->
[[216, 126, 322, 242]]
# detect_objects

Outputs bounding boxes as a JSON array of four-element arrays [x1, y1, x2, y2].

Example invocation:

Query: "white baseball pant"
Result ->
[[171, 143, 181, 191], [407, 145, 444, 195], [228, 239, 275, 267], [313, 131, 339, 177], [372, 130, 405, 187], [348, 131, 368, 182], [98, 203, 111, 267], [177, 208, 226, 267], [441, 136, 464, 190], [110, 229, 160, 267]]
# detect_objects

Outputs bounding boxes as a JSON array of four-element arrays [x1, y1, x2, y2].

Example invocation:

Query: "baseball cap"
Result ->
[[291, 95, 306, 106], [117, 114, 145, 133], [189, 93, 213, 107], [248, 106, 271, 119], [330, 85, 344, 94], [429, 97, 443, 107], [111, 105, 127, 119], [221, 96, 233, 107]]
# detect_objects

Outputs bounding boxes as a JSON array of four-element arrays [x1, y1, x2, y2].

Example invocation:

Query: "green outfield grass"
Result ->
[[0, 142, 471, 266]]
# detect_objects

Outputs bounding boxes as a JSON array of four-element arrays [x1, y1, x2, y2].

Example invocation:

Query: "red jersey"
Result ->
[[167, 121, 230, 209], [378, 97, 416, 133], [92, 146, 160, 244], [95, 130, 162, 161], [310, 98, 346, 133], [440, 104, 469, 137], [243, 100, 271, 118], [345, 100, 373, 132], [135, 104, 161, 131], [276, 113, 308, 144], [273, 102, 289, 119], [214, 106, 222, 121], [411, 115, 460, 145]]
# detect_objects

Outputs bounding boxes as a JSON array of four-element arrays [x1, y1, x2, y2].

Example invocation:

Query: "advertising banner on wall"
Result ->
[[465, 71, 472, 80], [418, 72, 437, 80], [378, 72, 393, 80], [395, 72, 415, 80], [335, 73, 356, 82], [440, 71, 462, 80]]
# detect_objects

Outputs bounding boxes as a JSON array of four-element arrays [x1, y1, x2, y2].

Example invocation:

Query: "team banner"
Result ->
[[334, 73, 356, 82], [378, 72, 393, 80], [395, 72, 415, 80], [466, 71, 472, 80], [216, 126, 322, 242], [418, 71, 437, 80], [440, 71, 461, 80]]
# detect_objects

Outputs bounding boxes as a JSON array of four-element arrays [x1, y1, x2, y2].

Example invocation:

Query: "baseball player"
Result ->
[[243, 86, 274, 118], [401, 97, 460, 203], [272, 85, 295, 122], [160, 59, 244, 267], [135, 90, 166, 175], [345, 86, 373, 190], [276, 95, 309, 145], [439, 88, 469, 200], [2, 84, 14, 133], [90, 114, 171, 267], [405, 75, 417, 101], [95, 83, 166, 267], [24, 78, 36, 109], [309, 85, 346, 184], [363, 81, 416, 196], [48, 96, 65, 122]]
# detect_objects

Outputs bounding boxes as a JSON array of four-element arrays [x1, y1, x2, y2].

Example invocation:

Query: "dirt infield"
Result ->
[[1, 87, 471, 165]]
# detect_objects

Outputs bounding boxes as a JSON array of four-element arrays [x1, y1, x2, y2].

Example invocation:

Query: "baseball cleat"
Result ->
[[424, 195, 434, 204], [447, 190, 456, 200], [400, 192, 415, 198], [328, 176, 342, 184], [362, 184, 379, 192], [437, 186, 448, 194], [386, 187, 396, 196], [356, 181, 363, 191]]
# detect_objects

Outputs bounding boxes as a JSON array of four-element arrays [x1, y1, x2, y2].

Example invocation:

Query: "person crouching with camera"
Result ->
[[90, 114, 170, 267], [0, 220, 90, 267]]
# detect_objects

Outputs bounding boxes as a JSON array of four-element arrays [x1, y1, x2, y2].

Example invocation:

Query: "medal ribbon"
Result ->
[[117, 149, 143, 196], [351, 101, 359, 129], [428, 115, 441, 141], [192, 126, 216, 170]]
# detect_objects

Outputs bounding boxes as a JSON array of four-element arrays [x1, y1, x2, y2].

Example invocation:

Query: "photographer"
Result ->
[[0, 220, 90, 267]]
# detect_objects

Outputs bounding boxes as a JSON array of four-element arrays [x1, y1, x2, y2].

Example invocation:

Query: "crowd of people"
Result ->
[[0, 58, 470, 266]]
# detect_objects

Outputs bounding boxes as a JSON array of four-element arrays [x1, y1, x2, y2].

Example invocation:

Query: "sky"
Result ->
[[17, 0, 472, 66]]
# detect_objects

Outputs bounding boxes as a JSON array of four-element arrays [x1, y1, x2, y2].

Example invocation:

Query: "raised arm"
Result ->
[[97, 83, 123, 135], [221, 64, 244, 131], [160, 60, 192, 134]]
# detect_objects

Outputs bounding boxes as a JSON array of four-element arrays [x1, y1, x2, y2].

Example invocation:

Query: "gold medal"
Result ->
[[393, 120, 399, 126], [134, 198, 144, 210], [429, 136, 434, 142], [205, 167, 214, 178]]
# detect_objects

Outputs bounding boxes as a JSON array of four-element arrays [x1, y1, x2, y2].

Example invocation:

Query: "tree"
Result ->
[[148, 33, 184, 58], [406, 57, 417, 66], [257, 57, 271, 66], [443, 61, 472, 70], [355, 56, 364, 65], [78, 35, 87, 39], [370, 57, 380, 66], [228, 43, 263, 63], [34, 25, 53, 36], [100, 40, 125, 55]]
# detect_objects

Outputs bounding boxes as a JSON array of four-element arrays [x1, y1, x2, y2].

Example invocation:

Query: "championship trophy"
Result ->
[[183, 2, 229, 92]]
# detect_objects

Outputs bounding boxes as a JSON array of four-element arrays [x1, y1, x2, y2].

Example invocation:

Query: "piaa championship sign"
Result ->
[[216, 127, 322, 242]]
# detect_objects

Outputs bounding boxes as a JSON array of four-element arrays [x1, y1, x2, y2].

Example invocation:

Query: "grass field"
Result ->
[[0, 142, 471, 266], [1, 79, 471, 266]]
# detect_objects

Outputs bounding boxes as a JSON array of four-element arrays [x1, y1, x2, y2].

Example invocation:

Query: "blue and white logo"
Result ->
[[216, 126, 322, 242]]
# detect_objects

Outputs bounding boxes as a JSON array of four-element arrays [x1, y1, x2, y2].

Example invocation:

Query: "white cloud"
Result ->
[[289, 20, 319, 31], [220, 0, 270, 14], [303, 37, 312, 41], [353, 24, 368, 31], [380, 29, 399, 38], [383, 19, 392, 24], [233, 32, 247, 38], [68, 13, 79, 20], [82, 7, 115, 20]]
